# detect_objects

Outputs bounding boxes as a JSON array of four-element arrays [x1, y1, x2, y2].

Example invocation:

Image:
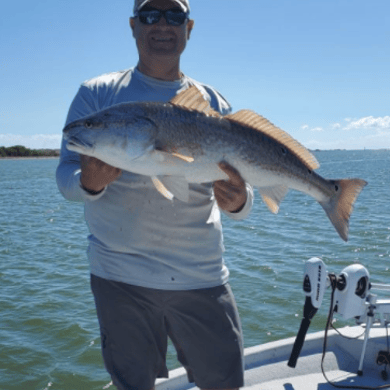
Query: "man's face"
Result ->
[[130, 0, 194, 62]]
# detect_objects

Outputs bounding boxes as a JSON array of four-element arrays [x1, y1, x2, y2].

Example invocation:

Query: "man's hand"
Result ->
[[80, 155, 122, 193], [213, 162, 247, 213]]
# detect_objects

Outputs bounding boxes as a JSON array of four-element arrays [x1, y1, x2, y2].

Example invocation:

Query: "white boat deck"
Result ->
[[156, 326, 390, 390], [243, 352, 381, 390]]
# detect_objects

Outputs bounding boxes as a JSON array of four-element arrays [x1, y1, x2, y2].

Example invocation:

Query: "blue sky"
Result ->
[[1, 0, 389, 150]]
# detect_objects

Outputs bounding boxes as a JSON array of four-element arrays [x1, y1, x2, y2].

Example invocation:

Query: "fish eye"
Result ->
[[85, 121, 93, 129]]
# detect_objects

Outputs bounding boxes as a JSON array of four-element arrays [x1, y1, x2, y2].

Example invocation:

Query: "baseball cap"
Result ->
[[133, 0, 190, 14]]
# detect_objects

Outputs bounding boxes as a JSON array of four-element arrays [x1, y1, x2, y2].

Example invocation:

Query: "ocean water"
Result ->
[[0, 150, 389, 389]]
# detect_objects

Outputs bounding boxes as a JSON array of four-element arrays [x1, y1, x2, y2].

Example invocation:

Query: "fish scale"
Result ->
[[63, 86, 367, 241]]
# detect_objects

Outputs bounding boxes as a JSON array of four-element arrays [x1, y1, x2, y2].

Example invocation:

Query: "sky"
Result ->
[[1, 0, 389, 150]]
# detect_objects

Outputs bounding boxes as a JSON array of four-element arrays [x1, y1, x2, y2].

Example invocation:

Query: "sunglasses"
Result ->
[[134, 7, 189, 26]]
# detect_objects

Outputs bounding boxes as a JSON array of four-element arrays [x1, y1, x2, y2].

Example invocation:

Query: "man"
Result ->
[[56, 0, 254, 389]]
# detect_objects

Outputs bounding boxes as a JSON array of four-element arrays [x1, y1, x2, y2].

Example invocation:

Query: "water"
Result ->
[[0, 150, 389, 389]]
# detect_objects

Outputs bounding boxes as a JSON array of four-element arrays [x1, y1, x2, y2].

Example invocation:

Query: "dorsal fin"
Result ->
[[225, 110, 319, 170], [169, 86, 221, 118]]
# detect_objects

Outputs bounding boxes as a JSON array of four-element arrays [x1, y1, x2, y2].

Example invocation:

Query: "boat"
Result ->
[[156, 258, 390, 390]]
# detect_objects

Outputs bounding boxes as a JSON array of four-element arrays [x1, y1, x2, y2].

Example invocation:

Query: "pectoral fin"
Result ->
[[150, 150, 194, 165], [171, 152, 194, 163], [258, 186, 289, 213]]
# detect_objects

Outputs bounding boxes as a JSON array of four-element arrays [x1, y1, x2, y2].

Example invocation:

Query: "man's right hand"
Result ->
[[80, 155, 122, 193]]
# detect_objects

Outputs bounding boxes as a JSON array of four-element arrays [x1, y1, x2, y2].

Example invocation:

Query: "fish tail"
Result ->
[[320, 179, 367, 241]]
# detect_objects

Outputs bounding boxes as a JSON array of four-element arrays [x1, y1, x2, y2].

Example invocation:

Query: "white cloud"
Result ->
[[306, 129, 390, 150], [343, 116, 390, 132], [301, 124, 323, 132], [302, 116, 390, 150], [0, 134, 62, 149]]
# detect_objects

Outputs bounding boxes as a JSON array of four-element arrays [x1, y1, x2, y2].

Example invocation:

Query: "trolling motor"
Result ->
[[287, 257, 328, 368], [288, 258, 371, 369], [288, 257, 390, 381]]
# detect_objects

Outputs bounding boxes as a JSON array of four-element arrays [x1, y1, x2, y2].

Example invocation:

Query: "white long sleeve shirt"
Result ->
[[56, 68, 254, 290]]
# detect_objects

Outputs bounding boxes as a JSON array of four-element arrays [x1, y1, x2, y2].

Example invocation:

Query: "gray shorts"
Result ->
[[90, 274, 244, 390]]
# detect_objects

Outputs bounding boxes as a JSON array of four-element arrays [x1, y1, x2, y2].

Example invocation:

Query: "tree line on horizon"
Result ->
[[0, 145, 60, 158]]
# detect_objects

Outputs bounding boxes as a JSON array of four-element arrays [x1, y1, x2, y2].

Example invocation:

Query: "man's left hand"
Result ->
[[214, 162, 247, 213]]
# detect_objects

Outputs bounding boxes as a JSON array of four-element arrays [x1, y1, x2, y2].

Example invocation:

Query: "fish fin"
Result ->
[[150, 150, 194, 165], [159, 176, 190, 202], [258, 186, 289, 213], [320, 178, 367, 241], [225, 110, 319, 170], [171, 152, 194, 163], [169, 86, 221, 118], [151, 176, 174, 201]]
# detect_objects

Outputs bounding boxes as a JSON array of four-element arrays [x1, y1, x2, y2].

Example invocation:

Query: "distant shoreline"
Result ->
[[0, 156, 59, 160], [0, 146, 60, 159], [0, 148, 388, 161]]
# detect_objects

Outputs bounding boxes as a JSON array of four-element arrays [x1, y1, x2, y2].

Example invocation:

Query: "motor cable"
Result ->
[[320, 274, 390, 389]]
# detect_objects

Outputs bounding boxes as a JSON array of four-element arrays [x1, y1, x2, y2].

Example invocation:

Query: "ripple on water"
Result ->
[[0, 152, 389, 388]]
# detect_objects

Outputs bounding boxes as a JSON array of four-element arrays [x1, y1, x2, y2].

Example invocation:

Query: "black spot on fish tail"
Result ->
[[330, 180, 339, 192]]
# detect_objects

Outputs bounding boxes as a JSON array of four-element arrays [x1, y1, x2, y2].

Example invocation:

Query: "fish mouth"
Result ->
[[66, 137, 94, 152]]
